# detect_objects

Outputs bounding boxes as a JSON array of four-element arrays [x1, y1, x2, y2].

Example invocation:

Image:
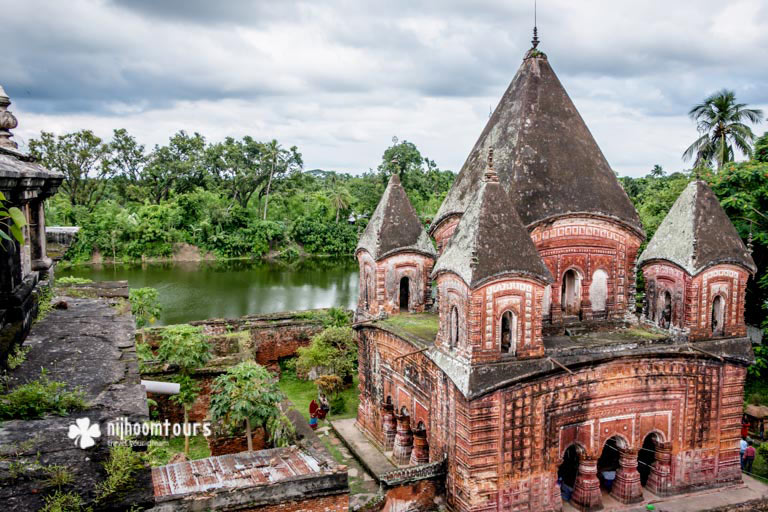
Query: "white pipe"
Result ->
[[141, 380, 180, 395]]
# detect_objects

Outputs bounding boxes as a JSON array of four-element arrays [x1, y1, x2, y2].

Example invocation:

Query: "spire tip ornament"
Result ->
[[0, 85, 19, 149]]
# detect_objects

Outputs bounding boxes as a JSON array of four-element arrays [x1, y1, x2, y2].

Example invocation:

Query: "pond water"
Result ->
[[63, 258, 359, 325]]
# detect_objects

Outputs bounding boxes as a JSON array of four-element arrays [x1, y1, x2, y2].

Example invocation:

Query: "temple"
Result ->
[[353, 43, 755, 511], [0, 86, 62, 368]]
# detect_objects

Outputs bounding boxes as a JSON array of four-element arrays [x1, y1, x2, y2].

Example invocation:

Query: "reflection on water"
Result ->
[[64, 258, 359, 325]]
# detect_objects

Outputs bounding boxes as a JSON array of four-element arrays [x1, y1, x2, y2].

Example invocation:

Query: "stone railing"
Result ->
[[379, 460, 445, 487]]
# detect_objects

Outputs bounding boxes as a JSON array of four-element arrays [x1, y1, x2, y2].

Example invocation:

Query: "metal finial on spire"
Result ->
[[531, 0, 540, 49], [747, 221, 754, 254]]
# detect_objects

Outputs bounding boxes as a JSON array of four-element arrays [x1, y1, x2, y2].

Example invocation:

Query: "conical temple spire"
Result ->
[[638, 180, 756, 275], [356, 174, 436, 260], [432, 173, 552, 288]]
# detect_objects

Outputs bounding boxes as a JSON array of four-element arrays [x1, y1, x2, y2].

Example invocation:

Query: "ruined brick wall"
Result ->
[[244, 493, 349, 512], [447, 357, 746, 511], [642, 263, 749, 340], [357, 251, 434, 317], [530, 216, 643, 324]]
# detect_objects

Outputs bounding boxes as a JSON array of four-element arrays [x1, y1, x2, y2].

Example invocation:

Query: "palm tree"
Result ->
[[683, 89, 763, 170], [328, 177, 352, 223]]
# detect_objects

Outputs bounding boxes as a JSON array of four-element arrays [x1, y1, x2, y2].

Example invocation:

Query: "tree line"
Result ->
[[31, 131, 454, 261]]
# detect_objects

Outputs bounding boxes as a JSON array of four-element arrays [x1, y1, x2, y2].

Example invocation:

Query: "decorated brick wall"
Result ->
[[435, 275, 545, 363], [642, 263, 749, 340], [530, 216, 643, 324], [357, 251, 435, 317], [447, 358, 746, 511]]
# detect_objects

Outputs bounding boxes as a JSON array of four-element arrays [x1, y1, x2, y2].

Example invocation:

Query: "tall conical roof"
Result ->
[[356, 174, 436, 260], [638, 180, 756, 275], [431, 49, 643, 236], [432, 157, 552, 288]]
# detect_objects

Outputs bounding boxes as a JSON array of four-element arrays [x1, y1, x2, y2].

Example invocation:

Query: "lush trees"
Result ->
[[209, 361, 284, 452], [682, 89, 763, 169], [30, 130, 112, 216], [296, 326, 357, 380]]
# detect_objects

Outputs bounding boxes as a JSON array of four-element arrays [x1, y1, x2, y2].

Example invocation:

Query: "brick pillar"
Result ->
[[646, 442, 673, 497], [381, 403, 397, 451], [551, 280, 563, 325], [611, 448, 643, 504], [581, 277, 593, 321], [410, 429, 429, 464], [572, 457, 603, 512], [392, 414, 413, 465]]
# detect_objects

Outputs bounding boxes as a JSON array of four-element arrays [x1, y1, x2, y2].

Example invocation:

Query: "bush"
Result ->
[[330, 395, 346, 415], [0, 371, 86, 420], [290, 217, 357, 255], [56, 276, 93, 285], [296, 327, 357, 380]]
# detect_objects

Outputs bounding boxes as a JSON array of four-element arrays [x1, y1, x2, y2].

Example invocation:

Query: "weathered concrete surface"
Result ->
[[0, 290, 153, 511], [331, 418, 396, 480]]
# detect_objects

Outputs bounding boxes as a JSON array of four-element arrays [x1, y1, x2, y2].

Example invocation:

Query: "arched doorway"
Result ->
[[597, 437, 623, 492], [589, 269, 608, 314], [543, 285, 552, 319], [638, 434, 658, 487], [500, 310, 517, 355], [561, 269, 581, 316], [399, 277, 410, 312], [558, 445, 580, 501], [449, 306, 459, 348], [712, 295, 725, 336]]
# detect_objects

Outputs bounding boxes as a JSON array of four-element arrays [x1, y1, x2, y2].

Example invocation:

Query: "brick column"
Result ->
[[646, 442, 673, 497], [572, 457, 603, 511], [410, 429, 429, 464], [381, 403, 397, 451], [392, 414, 413, 465], [551, 281, 563, 325], [610, 448, 643, 504], [581, 277, 593, 321]]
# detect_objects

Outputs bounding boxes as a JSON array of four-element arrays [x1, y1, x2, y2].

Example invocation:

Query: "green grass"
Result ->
[[146, 435, 211, 466], [278, 365, 359, 421], [377, 313, 439, 343]]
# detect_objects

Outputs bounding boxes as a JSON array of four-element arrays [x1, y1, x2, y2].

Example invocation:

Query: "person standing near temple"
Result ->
[[743, 441, 756, 473], [740, 437, 748, 468]]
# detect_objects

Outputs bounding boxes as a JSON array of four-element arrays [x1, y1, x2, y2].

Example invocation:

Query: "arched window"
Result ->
[[589, 269, 608, 313], [449, 306, 459, 348], [363, 271, 370, 309], [500, 310, 518, 355], [561, 269, 582, 316], [399, 277, 410, 312], [712, 295, 725, 336]]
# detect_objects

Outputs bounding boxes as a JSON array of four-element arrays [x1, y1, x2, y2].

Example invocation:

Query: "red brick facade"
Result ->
[[531, 216, 643, 325], [357, 250, 435, 317], [642, 262, 750, 340], [357, 326, 746, 512]]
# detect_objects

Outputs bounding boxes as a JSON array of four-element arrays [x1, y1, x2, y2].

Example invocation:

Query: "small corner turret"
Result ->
[[638, 180, 755, 340], [355, 174, 436, 320]]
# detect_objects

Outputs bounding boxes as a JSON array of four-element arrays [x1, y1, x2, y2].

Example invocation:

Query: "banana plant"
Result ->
[[0, 190, 26, 246]]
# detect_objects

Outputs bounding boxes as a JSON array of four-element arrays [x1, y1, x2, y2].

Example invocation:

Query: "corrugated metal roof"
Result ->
[[152, 446, 333, 498]]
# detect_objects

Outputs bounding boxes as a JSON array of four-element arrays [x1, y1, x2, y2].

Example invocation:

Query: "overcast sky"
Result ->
[[4, 0, 768, 177]]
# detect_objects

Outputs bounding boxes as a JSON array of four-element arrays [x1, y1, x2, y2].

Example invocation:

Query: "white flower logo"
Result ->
[[68, 417, 101, 449]]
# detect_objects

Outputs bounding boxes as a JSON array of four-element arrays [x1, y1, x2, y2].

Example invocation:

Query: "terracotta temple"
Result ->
[[353, 42, 756, 511]]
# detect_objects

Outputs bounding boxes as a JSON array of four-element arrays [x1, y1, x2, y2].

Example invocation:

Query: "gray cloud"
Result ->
[[2, 0, 767, 176]]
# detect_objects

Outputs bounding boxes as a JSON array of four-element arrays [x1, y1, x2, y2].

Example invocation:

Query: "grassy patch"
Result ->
[[378, 313, 439, 343], [615, 326, 669, 341], [0, 371, 86, 420], [146, 435, 211, 467], [95, 444, 145, 502], [278, 365, 359, 421], [7, 344, 31, 370]]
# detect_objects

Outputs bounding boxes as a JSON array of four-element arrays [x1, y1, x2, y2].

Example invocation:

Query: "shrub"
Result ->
[[0, 371, 86, 420], [290, 217, 357, 255], [95, 444, 145, 503], [330, 395, 346, 415], [56, 276, 93, 285], [296, 327, 357, 380], [39, 490, 84, 512]]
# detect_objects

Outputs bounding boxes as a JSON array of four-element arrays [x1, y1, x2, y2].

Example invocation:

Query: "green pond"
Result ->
[[63, 258, 359, 325]]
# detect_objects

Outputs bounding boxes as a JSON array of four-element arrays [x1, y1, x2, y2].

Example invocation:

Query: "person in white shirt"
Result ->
[[740, 437, 748, 469]]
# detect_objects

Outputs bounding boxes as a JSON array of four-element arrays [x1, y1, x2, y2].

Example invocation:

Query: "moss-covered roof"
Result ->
[[371, 313, 439, 347]]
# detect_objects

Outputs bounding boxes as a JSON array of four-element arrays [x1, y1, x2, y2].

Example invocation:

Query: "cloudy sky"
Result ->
[[4, 0, 768, 177]]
